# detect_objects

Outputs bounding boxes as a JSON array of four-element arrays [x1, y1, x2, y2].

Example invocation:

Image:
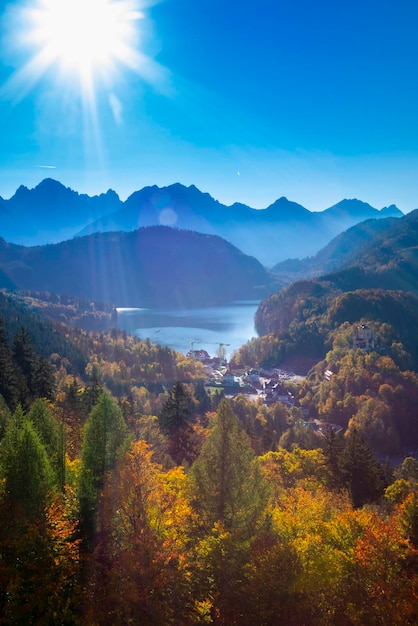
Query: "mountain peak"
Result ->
[[265, 196, 311, 217], [380, 204, 403, 218], [36, 178, 66, 190], [325, 198, 377, 214]]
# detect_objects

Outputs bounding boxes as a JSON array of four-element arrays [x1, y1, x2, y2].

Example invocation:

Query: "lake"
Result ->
[[116, 301, 260, 358]]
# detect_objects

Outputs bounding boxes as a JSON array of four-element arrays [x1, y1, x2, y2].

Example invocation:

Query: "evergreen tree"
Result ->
[[32, 355, 56, 400], [64, 376, 81, 413], [322, 428, 346, 489], [191, 398, 268, 534], [159, 381, 192, 434], [83, 365, 103, 415], [79, 391, 130, 546], [28, 398, 64, 489], [190, 399, 269, 623], [194, 380, 211, 414], [0, 318, 19, 410], [12, 326, 37, 406], [0, 394, 11, 442], [340, 429, 385, 507], [159, 381, 193, 464], [1, 406, 55, 519]]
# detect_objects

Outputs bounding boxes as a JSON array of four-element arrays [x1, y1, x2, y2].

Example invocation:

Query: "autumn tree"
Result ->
[[0, 486, 80, 624], [83, 441, 195, 625]]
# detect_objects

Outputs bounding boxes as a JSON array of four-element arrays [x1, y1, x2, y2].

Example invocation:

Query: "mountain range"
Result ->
[[0, 179, 403, 266]]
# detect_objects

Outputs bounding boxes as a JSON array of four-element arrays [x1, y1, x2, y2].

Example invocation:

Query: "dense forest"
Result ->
[[0, 288, 418, 624]]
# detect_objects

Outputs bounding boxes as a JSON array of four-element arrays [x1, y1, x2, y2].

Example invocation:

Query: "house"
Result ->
[[353, 324, 375, 352], [187, 349, 211, 363]]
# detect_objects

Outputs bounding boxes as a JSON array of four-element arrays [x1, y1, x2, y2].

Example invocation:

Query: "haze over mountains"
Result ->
[[0, 227, 277, 309], [0, 179, 403, 266], [0, 178, 121, 246]]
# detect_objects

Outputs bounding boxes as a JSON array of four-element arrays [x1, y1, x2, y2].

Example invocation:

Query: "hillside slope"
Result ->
[[250, 208, 418, 371], [0, 226, 278, 308]]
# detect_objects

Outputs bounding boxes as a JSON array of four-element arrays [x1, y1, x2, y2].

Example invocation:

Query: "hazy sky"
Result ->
[[1, 0, 417, 211]]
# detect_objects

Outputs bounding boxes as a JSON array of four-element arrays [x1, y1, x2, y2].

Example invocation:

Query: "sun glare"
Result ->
[[1, 0, 170, 167], [27, 0, 143, 86], [1, 0, 168, 104]]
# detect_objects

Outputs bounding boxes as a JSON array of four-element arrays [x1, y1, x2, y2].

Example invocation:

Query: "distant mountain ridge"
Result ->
[[0, 179, 403, 266], [271, 216, 400, 281], [0, 226, 278, 309], [0, 179, 122, 246]]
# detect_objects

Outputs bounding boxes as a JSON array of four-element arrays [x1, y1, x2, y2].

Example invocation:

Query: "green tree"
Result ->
[[400, 457, 418, 483], [400, 491, 418, 549], [322, 429, 346, 489], [0, 318, 19, 410], [159, 381, 193, 464], [191, 399, 268, 534], [190, 399, 269, 623], [194, 380, 211, 415], [0, 395, 11, 442], [1, 406, 55, 519], [28, 398, 65, 489], [83, 364, 103, 414], [79, 391, 130, 546], [12, 326, 37, 406], [340, 429, 385, 507], [159, 381, 192, 434], [32, 355, 56, 400]]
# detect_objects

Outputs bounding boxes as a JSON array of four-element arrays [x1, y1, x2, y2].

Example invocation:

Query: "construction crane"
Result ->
[[209, 342, 231, 363], [188, 340, 201, 359]]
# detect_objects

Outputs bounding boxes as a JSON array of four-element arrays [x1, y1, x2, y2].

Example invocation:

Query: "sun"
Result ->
[[1, 0, 170, 164], [25, 0, 144, 89], [1, 0, 169, 105]]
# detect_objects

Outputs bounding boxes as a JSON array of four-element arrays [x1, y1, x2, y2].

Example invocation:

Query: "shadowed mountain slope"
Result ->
[[0, 226, 278, 308]]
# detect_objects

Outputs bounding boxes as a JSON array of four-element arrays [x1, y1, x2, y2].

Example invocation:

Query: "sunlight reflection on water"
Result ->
[[116, 301, 260, 357]]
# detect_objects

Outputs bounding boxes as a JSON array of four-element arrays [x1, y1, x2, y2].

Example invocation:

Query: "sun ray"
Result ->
[[0, 0, 171, 181], [1, 0, 170, 104]]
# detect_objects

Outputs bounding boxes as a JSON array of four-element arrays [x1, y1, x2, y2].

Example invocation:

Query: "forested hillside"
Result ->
[[0, 284, 418, 623], [255, 208, 418, 367], [1, 206, 418, 623], [271, 215, 399, 282], [272, 207, 418, 287], [0, 226, 278, 308]]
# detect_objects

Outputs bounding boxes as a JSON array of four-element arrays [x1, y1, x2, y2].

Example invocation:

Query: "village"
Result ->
[[187, 347, 300, 407]]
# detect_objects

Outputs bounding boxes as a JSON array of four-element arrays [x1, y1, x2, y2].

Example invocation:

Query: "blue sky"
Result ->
[[0, 0, 417, 211]]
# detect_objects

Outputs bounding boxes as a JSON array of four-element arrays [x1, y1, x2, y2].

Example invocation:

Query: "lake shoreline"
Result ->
[[116, 301, 261, 358]]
